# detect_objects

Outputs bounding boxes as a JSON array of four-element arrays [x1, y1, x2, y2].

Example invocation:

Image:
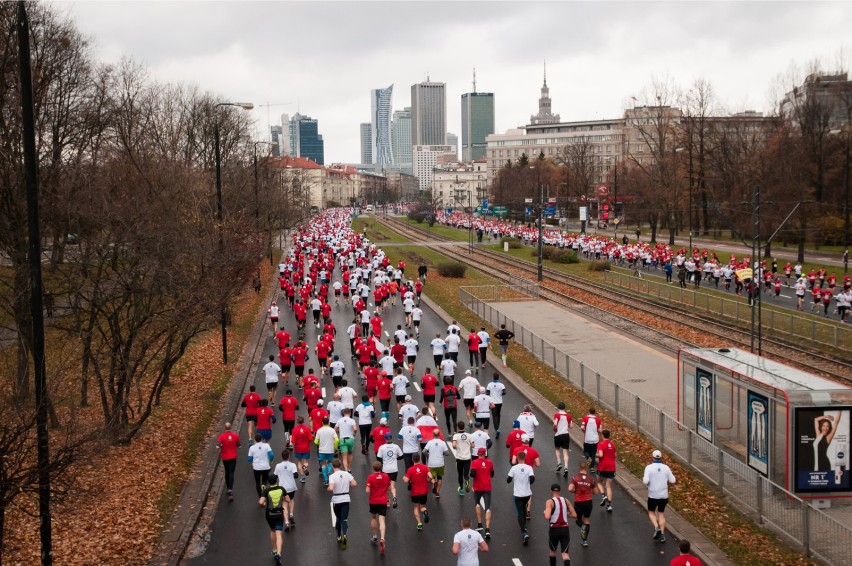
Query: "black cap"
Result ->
[[550, 483, 561, 491]]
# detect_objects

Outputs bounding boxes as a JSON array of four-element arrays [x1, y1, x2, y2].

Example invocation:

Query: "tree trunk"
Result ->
[[701, 190, 709, 236]]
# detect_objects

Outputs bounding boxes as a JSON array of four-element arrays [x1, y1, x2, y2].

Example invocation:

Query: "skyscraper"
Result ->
[[371, 85, 394, 172], [392, 107, 412, 175], [360, 122, 372, 165], [461, 73, 495, 162], [446, 133, 459, 160], [530, 62, 560, 125], [410, 80, 447, 146], [290, 113, 325, 165]]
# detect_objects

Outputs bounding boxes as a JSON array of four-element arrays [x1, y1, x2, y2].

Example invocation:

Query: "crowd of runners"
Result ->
[[429, 210, 851, 322], [215, 208, 699, 566]]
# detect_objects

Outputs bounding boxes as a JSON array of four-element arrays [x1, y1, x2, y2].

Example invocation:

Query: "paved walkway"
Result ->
[[488, 300, 678, 415]]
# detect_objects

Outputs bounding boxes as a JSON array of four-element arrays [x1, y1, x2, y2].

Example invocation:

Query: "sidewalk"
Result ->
[[421, 293, 734, 566]]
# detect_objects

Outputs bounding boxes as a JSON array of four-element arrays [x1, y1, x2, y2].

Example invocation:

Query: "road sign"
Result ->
[[524, 207, 533, 216], [548, 197, 557, 204], [544, 205, 556, 217], [579, 206, 587, 221], [613, 217, 620, 225], [524, 198, 533, 204], [481, 199, 489, 209], [597, 185, 609, 196]]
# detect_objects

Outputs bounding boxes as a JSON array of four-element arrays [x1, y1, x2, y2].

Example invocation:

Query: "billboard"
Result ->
[[794, 407, 851, 493], [747, 391, 769, 475], [696, 368, 713, 441]]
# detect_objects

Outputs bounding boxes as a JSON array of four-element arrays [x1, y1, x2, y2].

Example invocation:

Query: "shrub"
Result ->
[[437, 262, 467, 278], [588, 259, 611, 272], [407, 210, 427, 223], [560, 250, 580, 264], [500, 237, 522, 249]]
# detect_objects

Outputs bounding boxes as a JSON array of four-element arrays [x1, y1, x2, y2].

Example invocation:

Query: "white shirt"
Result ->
[[403, 298, 415, 312], [447, 323, 461, 335], [470, 430, 490, 452], [273, 461, 298, 493], [394, 329, 408, 343], [459, 376, 480, 399], [269, 305, 280, 318], [326, 400, 344, 423], [315, 426, 338, 454], [339, 387, 357, 409], [354, 403, 375, 425], [473, 394, 493, 418], [310, 298, 322, 311], [392, 374, 410, 395], [508, 463, 534, 497], [360, 309, 371, 323], [379, 355, 395, 375], [347, 324, 359, 339], [431, 338, 446, 355], [336, 416, 357, 439], [440, 358, 458, 377], [643, 461, 676, 499], [329, 470, 354, 504], [263, 362, 281, 384], [330, 360, 346, 377], [553, 412, 572, 436], [398, 425, 422, 453], [399, 403, 419, 424], [445, 333, 461, 353], [378, 442, 404, 473], [248, 442, 273, 471], [476, 330, 490, 347], [424, 438, 448, 467], [453, 432, 473, 460], [453, 528, 485, 566], [412, 308, 423, 321], [486, 381, 505, 404], [518, 412, 539, 438], [404, 338, 419, 356]]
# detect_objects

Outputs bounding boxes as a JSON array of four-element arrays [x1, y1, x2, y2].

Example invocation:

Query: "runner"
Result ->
[[473, 386, 495, 430], [354, 394, 376, 455], [507, 450, 535, 545], [404, 333, 419, 374], [485, 373, 506, 438], [258, 473, 285, 565], [469, 447, 494, 539], [290, 416, 313, 483], [494, 323, 515, 367], [314, 417, 339, 486], [263, 354, 282, 404], [217, 422, 240, 501], [248, 433, 274, 497], [335, 408, 358, 472], [453, 421, 475, 495], [553, 402, 573, 476], [241, 384, 262, 443], [398, 416, 422, 470], [424, 428, 449, 498], [398, 395, 419, 425], [430, 333, 447, 369], [392, 367, 411, 412], [256, 399, 276, 443], [467, 328, 481, 369], [670, 540, 704, 566], [476, 326, 490, 369], [403, 453, 434, 531], [272, 450, 299, 530], [543, 483, 577, 566], [643, 449, 676, 543], [581, 407, 601, 471], [446, 328, 462, 362], [517, 404, 540, 446], [440, 352, 458, 383], [458, 370, 480, 427], [377, 432, 403, 508], [268, 301, 280, 335], [412, 304, 423, 336], [366, 460, 391, 554], [568, 460, 595, 547], [452, 517, 488, 566], [421, 368, 439, 415], [596, 429, 616, 512], [328, 459, 357, 550], [326, 393, 344, 428], [440, 376, 460, 433], [278, 390, 299, 445], [470, 421, 493, 456]]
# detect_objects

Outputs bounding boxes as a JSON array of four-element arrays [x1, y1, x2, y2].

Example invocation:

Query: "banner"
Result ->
[[736, 268, 753, 281], [795, 407, 851, 493], [696, 368, 713, 441], [747, 391, 769, 475]]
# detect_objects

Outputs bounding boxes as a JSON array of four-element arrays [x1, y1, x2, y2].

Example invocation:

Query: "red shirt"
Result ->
[[291, 425, 313, 453], [506, 429, 525, 452], [321, 302, 331, 318], [310, 408, 329, 431], [597, 439, 616, 472], [364, 366, 380, 389], [278, 396, 299, 421], [366, 471, 392, 505], [358, 345, 373, 364], [256, 406, 275, 430], [304, 386, 322, 410], [378, 378, 393, 400], [274, 330, 291, 349], [405, 463, 431, 496], [370, 316, 383, 336], [467, 333, 481, 351], [391, 344, 406, 363], [279, 347, 293, 366], [278, 276, 287, 289], [217, 431, 240, 461], [242, 392, 262, 417], [294, 303, 307, 321], [471, 457, 494, 492], [512, 445, 540, 466], [822, 289, 832, 303], [670, 556, 704, 566], [301, 373, 320, 390], [292, 345, 308, 366], [316, 340, 332, 359], [372, 426, 390, 453], [421, 374, 439, 396], [569, 472, 595, 502]]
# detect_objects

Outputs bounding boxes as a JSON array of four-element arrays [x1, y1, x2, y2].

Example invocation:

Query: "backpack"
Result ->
[[265, 486, 285, 518], [444, 386, 457, 408]]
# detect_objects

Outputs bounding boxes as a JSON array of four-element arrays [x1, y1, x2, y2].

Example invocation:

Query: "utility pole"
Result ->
[[537, 172, 544, 282], [17, 2, 53, 563]]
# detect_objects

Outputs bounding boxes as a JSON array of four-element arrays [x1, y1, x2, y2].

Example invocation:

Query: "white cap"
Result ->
[[317, 399, 324, 406], [652, 449, 662, 459], [404, 395, 412, 401], [465, 369, 472, 375], [379, 417, 388, 424], [479, 386, 486, 394], [521, 434, 530, 443]]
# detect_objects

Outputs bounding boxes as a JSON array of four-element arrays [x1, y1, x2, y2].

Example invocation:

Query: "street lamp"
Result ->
[[468, 189, 473, 255], [214, 101, 253, 364]]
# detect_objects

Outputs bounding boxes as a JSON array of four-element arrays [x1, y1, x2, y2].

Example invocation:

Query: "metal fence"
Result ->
[[459, 285, 851, 565], [604, 271, 851, 351]]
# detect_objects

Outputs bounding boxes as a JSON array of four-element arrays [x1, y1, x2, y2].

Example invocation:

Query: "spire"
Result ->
[[543, 60, 547, 87], [472, 67, 477, 93]]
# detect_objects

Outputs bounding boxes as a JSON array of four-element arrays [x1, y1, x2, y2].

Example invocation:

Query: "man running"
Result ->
[[366, 460, 391, 554], [258, 473, 286, 565], [248, 433, 274, 497], [553, 402, 573, 476], [452, 517, 488, 566], [469, 447, 494, 539], [453, 421, 475, 495], [314, 417, 339, 486], [440, 376, 460, 433], [596, 430, 616, 512], [272, 450, 299, 530], [424, 428, 449, 498], [643, 449, 676, 543], [476, 326, 490, 369], [508, 450, 535, 545], [473, 386, 495, 431], [398, 416, 422, 471], [263, 355, 282, 403], [328, 459, 357, 550], [421, 368, 439, 415], [458, 370, 480, 427], [544, 483, 577, 566], [670, 540, 704, 566], [354, 394, 376, 455], [241, 385, 262, 443], [217, 422, 240, 501], [568, 460, 595, 547], [377, 432, 404, 508], [581, 407, 601, 472], [335, 408, 358, 472], [403, 453, 434, 531], [494, 323, 515, 367]]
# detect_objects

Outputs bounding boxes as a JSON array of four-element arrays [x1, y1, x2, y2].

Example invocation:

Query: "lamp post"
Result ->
[[530, 164, 543, 282], [468, 189, 473, 255], [214, 101, 253, 364]]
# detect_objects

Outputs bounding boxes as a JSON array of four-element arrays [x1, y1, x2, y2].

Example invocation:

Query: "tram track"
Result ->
[[378, 216, 852, 384]]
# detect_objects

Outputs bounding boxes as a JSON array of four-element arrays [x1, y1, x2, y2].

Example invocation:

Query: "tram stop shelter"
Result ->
[[678, 348, 852, 498]]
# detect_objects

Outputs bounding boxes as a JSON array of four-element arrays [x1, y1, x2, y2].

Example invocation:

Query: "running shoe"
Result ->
[[341, 535, 348, 550], [563, 469, 569, 478], [484, 529, 491, 540], [526, 511, 531, 520], [600, 495, 608, 507], [659, 534, 666, 543], [556, 463, 562, 472], [523, 531, 530, 545], [606, 504, 613, 512], [273, 551, 281, 565], [284, 522, 290, 532], [392, 496, 398, 509], [417, 522, 423, 531], [289, 516, 295, 526], [299, 476, 306, 483], [465, 479, 471, 491], [581, 539, 589, 548], [653, 528, 661, 540], [302, 465, 309, 476], [371, 536, 378, 545], [495, 430, 500, 439], [379, 539, 385, 554], [432, 485, 437, 495], [423, 510, 430, 523], [227, 489, 233, 501], [457, 487, 465, 496]]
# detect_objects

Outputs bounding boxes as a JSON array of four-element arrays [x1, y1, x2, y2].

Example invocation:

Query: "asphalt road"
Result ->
[[190, 265, 679, 566]]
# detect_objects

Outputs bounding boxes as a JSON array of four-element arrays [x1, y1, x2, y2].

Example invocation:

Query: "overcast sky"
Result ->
[[63, 1, 850, 164]]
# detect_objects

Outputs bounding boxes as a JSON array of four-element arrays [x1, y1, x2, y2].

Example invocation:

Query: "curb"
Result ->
[[420, 293, 734, 566], [149, 258, 281, 565]]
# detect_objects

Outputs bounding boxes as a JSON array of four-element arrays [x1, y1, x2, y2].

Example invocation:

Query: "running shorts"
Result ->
[[369, 503, 388, 516], [474, 491, 491, 511], [430, 466, 445, 479], [554, 434, 571, 449], [339, 437, 355, 453], [647, 497, 668, 512], [548, 526, 570, 552]]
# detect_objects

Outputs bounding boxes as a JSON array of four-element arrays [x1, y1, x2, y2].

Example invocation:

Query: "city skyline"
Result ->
[[65, 2, 851, 164]]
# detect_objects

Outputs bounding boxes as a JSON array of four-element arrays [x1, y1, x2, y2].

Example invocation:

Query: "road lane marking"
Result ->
[[322, 387, 326, 398], [512, 559, 523, 566], [413, 382, 421, 392], [384, 331, 390, 338], [330, 501, 336, 527]]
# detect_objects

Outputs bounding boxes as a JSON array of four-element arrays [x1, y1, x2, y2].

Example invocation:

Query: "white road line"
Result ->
[[413, 382, 421, 392], [322, 387, 326, 398], [512, 559, 523, 566], [384, 331, 390, 338], [330, 500, 336, 527]]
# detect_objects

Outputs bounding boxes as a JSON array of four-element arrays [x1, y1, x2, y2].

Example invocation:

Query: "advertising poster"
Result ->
[[795, 407, 851, 493], [747, 391, 769, 475], [696, 368, 713, 441]]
